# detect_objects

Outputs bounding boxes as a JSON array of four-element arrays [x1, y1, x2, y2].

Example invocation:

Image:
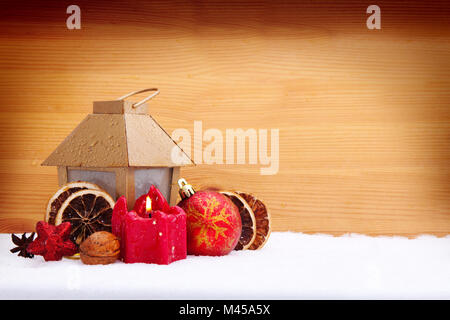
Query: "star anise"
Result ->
[[10, 232, 36, 258]]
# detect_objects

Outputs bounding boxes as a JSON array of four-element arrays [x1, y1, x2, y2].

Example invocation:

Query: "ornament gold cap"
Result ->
[[178, 178, 195, 199]]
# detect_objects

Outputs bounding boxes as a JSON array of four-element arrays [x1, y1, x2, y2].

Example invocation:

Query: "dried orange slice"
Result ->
[[54, 189, 115, 246], [237, 192, 271, 250], [221, 191, 256, 250], [45, 181, 101, 225]]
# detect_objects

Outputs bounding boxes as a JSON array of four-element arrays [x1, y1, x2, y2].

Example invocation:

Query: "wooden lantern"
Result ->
[[42, 89, 193, 208]]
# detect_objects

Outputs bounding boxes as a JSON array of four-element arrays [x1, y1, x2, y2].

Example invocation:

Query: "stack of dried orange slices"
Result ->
[[45, 182, 115, 246], [220, 191, 271, 250]]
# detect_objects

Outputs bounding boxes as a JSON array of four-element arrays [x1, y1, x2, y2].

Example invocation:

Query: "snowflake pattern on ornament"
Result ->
[[187, 193, 239, 250]]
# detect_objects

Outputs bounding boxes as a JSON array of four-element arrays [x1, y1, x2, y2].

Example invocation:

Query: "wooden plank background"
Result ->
[[0, 0, 449, 236]]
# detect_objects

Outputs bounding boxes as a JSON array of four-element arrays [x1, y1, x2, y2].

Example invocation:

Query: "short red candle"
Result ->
[[112, 185, 187, 265]]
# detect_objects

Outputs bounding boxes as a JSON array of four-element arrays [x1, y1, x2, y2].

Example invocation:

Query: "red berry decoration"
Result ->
[[27, 221, 78, 261], [177, 179, 242, 256]]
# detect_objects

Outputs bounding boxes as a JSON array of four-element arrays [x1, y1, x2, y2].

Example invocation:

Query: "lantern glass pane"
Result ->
[[134, 167, 173, 201], [67, 169, 116, 198]]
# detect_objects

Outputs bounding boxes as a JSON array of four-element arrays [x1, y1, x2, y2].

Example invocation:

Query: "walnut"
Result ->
[[79, 231, 120, 265]]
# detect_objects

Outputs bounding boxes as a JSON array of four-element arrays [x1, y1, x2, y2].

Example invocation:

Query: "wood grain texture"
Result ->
[[0, 0, 449, 236]]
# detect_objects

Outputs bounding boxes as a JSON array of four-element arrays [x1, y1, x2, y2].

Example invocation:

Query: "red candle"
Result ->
[[112, 185, 187, 265]]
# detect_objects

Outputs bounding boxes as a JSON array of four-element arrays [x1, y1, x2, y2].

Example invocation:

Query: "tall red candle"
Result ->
[[112, 185, 186, 265]]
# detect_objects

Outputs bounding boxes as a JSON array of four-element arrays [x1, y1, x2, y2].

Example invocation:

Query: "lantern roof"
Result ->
[[42, 94, 193, 168]]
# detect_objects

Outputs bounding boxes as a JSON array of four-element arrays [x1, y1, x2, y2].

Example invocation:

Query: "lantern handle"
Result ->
[[117, 88, 160, 108]]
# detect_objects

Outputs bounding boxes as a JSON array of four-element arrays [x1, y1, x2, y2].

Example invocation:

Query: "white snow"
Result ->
[[0, 232, 449, 299]]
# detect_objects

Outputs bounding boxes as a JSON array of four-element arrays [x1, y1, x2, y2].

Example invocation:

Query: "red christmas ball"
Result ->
[[178, 190, 242, 256]]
